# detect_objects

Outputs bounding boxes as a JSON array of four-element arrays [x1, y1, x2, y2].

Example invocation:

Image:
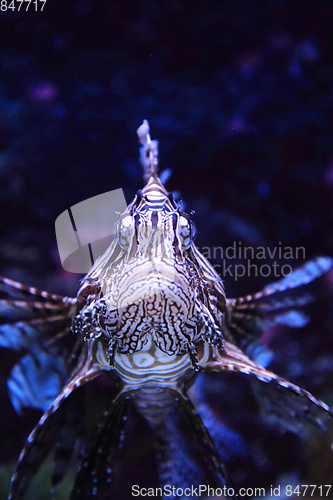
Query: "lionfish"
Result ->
[[1, 121, 333, 500]]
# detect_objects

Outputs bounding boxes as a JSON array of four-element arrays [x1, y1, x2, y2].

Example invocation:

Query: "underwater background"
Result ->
[[0, 0, 333, 498]]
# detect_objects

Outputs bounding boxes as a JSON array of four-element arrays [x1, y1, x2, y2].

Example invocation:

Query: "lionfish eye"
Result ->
[[116, 215, 134, 250], [178, 216, 196, 250]]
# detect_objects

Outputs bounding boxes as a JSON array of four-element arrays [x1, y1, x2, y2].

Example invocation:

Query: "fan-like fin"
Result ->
[[70, 394, 129, 500], [0, 316, 72, 352], [151, 411, 208, 490], [0, 278, 79, 417], [175, 391, 236, 498], [250, 378, 332, 440], [189, 375, 247, 462], [9, 390, 75, 500], [202, 343, 333, 442], [0, 277, 66, 301], [0, 299, 70, 321], [8, 341, 108, 500], [262, 256, 333, 295], [225, 256, 333, 345], [8, 351, 68, 416], [51, 389, 84, 493], [0, 277, 76, 353]]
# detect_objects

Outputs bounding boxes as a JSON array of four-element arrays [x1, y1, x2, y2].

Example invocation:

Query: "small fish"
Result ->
[[1, 121, 333, 499]]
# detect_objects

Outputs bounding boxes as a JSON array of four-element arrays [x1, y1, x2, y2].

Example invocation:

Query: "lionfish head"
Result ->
[[74, 121, 205, 365]]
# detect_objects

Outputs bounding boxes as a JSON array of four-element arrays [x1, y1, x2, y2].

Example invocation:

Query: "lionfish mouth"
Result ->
[[103, 268, 197, 355]]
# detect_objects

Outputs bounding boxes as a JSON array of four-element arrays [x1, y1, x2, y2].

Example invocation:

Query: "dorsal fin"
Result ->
[[137, 119, 159, 182], [137, 120, 168, 196]]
